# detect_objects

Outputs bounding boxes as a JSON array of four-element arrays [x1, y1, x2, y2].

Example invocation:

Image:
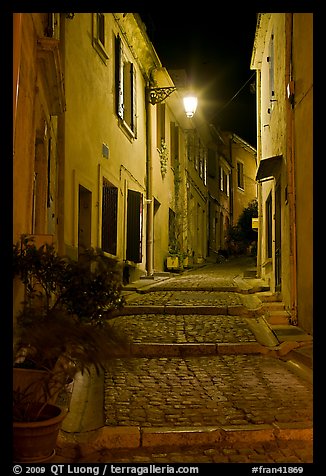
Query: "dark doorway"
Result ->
[[275, 182, 281, 291], [126, 189, 143, 263], [102, 179, 118, 255], [78, 185, 92, 259]]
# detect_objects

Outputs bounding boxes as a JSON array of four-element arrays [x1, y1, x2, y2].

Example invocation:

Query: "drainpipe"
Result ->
[[13, 13, 22, 145], [57, 14, 66, 256], [145, 87, 154, 276], [255, 69, 263, 278], [229, 134, 234, 227], [286, 13, 298, 324]]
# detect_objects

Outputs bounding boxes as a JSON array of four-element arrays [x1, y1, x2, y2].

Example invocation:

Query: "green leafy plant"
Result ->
[[13, 236, 125, 324], [226, 199, 258, 255], [157, 139, 169, 178], [59, 247, 124, 324], [13, 235, 128, 422]]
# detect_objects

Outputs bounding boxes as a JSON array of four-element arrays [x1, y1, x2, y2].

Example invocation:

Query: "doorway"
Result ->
[[78, 185, 92, 259], [275, 181, 281, 291]]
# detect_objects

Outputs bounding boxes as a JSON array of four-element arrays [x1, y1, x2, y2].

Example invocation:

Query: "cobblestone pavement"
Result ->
[[104, 355, 312, 428], [143, 258, 266, 292], [56, 257, 313, 464], [124, 290, 244, 306], [109, 314, 256, 343]]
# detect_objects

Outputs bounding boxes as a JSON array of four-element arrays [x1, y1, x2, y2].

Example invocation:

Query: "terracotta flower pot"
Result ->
[[13, 403, 67, 463], [13, 368, 50, 402]]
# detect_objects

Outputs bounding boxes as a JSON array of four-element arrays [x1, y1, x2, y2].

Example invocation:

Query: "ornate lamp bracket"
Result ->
[[148, 87, 177, 105]]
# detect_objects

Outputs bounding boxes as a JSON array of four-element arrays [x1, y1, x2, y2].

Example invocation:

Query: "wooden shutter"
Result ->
[[115, 35, 124, 119], [131, 63, 137, 136], [102, 181, 118, 255], [126, 190, 142, 263]]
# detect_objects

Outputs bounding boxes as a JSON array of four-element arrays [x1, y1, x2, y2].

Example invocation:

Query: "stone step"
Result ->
[[243, 268, 257, 278], [257, 291, 283, 303], [262, 301, 285, 311], [265, 310, 290, 325]]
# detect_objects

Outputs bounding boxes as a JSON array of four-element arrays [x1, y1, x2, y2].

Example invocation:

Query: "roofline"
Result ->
[[250, 13, 272, 70]]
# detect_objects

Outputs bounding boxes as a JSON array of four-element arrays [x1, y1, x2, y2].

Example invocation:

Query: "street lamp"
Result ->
[[147, 86, 198, 118], [183, 94, 198, 118]]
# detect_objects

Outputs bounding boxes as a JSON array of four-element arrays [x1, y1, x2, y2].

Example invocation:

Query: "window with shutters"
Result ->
[[265, 32, 276, 116], [126, 190, 143, 263], [115, 35, 137, 137], [220, 166, 224, 191], [203, 149, 207, 186], [92, 13, 109, 63], [268, 33, 275, 102], [220, 166, 230, 196], [194, 135, 200, 171], [199, 146, 204, 180], [101, 179, 118, 255], [237, 161, 244, 190]]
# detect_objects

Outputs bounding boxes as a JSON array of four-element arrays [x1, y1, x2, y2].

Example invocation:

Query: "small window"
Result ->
[[97, 13, 105, 47], [199, 147, 204, 179], [268, 33, 275, 101], [237, 161, 244, 189], [220, 166, 224, 191], [92, 13, 109, 63], [220, 166, 229, 195], [223, 169, 227, 192], [194, 136, 200, 171], [115, 35, 137, 136], [203, 150, 207, 186]]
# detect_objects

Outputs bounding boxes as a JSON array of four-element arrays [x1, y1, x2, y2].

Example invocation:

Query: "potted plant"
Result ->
[[13, 235, 128, 462]]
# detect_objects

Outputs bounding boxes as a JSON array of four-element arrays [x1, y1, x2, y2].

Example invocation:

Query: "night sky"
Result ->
[[139, 12, 258, 147]]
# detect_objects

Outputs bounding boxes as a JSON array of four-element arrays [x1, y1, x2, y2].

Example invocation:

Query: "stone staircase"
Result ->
[[257, 292, 291, 325]]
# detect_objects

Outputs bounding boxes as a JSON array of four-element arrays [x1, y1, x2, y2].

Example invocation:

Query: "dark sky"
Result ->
[[139, 12, 258, 147]]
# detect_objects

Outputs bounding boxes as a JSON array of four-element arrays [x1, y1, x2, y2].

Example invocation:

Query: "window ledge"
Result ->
[[262, 258, 273, 267], [118, 119, 135, 141], [93, 38, 109, 64]]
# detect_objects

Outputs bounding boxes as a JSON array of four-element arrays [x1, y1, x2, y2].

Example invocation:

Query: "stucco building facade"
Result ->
[[206, 127, 257, 257], [14, 12, 264, 323], [13, 13, 210, 297], [251, 13, 313, 334]]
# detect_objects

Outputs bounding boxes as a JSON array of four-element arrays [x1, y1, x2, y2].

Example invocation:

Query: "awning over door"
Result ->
[[256, 155, 282, 181]]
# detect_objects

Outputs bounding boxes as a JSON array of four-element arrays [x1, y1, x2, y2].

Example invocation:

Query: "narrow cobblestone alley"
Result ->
[[56, 256, 313, 465]]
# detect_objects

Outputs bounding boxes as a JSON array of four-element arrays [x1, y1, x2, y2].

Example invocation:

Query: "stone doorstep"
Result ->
[[57, 424, 312, 457]]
